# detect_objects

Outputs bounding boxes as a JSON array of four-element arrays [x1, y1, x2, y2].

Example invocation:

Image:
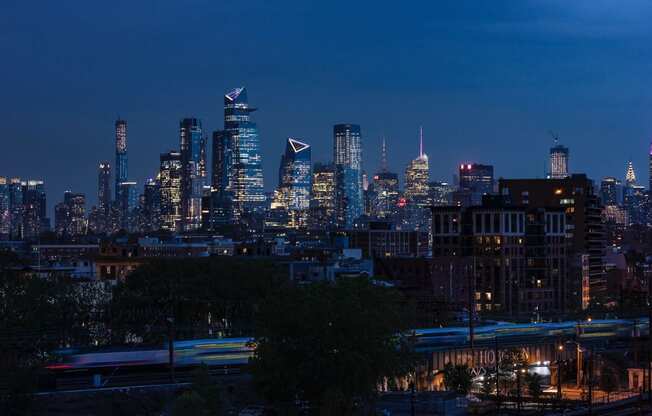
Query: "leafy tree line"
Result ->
[[251, 277, 417, 415], [2, 255, 418, 414]]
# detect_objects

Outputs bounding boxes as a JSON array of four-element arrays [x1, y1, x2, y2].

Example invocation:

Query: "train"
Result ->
[[412, 317, 649, 352], [46, 337, 256, 372], [45, 318, 649, 372]]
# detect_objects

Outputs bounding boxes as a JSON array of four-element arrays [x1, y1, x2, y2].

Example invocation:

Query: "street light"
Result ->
[[557, 344, 564, 402]]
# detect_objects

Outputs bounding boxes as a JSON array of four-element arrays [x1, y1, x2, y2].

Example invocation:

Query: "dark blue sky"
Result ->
[[3, 0, 652, 210]]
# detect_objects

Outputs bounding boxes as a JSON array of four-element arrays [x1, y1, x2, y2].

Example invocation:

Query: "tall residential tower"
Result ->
[[114, 119, 128, 200], [334, 123, 363, 227]]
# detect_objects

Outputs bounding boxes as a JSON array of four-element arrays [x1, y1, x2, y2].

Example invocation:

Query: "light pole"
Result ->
[[557, 343, 564, 402]]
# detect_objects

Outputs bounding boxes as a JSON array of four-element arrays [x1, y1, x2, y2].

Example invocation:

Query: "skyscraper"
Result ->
[[404, 129, 430, 203], [114, 119, 128, 200], [139, 178, 161, 233], [270, 138, 311, 228], [649, 141, 652, 191], [457, 163, 494, 206], [428, 181, 454, 206], [179, 118, 206, 231], [55, 191, 86, 237], [368, 138, 399, 221], [0, 178, 9, 239], [625, 160, 636, 186], [334, 123, 363, 227], [22, 180, 48, 240], [117, 182, 138, 232], [309, 163, 336, 229], [600, 177, 622, 206], [278, 138, 312, 211], [212, 87, 264, 219], [8, 178, 23, 239], [159, 151, 182, 231], [403, 128, 430, 230], [98, 161, 111, 213], [549, 142, 569, 179]]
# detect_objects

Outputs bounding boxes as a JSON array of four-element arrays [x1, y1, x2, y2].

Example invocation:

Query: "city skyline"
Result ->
[[6, 2, 652, 211]]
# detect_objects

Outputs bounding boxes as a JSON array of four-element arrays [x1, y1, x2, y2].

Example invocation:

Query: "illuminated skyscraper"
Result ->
[[114, 119, 128, 200], [309, 163, 336, 229], [625, 160, 636, 186], [0, 178, 9, 238], [278, 138, 312, 210], [212, 87, 264, 219], [428, 181, 454, 206], [404, 128, 430, 203], [8, 178, 23, 239], [139, 178, 161, 233], [334, 123, 363, 227], [368, 138, 399, 221], [403, 127, 430, 230], [98, 162, 111, 213], [270, 138, 311, 228], [179, 118, 206, 231], [117, 182, 138, 232], [600, 177, 622, 206], [648, 141, 652, 191], [55, 191, 86, 237], [22, 180, 48, 240], [159, 151, 182, 231], [457, 163, 494, 205], [549, 142, 569, 179]]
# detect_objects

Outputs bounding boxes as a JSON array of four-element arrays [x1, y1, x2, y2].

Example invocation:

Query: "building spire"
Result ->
[[380, 136, 388, 172], [419, 126, 424, 158], [626, 160, 636, 185]]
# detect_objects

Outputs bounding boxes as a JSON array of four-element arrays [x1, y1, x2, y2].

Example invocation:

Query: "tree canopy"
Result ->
[[110, 257, 289, 344], [250, 277, 416, 414]]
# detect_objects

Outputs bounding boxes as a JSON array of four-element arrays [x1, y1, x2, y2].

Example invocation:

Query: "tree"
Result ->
[[442, 363, 473, 395], [251, 277, 416, 414], [110, 257, 289, 344], [600, 367, 618, 402]]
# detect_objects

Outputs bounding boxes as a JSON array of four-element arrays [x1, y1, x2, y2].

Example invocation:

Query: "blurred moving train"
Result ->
[[45, 318, 649, 372], [413, 317, 649, 352], [46, 337, 255, 372]]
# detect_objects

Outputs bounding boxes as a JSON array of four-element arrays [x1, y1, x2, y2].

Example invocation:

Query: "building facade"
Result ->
[[334, 124, 363, 227], [309, 163, 337, 229], [212, 87, 265, 219], [114, 119, 128, 200], [499, 174, 605, 309], [159, 151, 182, 231], [549, 144, 569, 179], [431, 198, 568, 317], [458, 163, 494, 206], [179, 118, 206, 231], [54, 191, 87, 237]]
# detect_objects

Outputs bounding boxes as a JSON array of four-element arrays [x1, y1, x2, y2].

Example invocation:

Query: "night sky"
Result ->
[[3, 0, 652, 211]]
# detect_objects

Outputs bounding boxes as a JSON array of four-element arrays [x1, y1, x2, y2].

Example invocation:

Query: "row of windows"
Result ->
[[474, 212, 525, 235]]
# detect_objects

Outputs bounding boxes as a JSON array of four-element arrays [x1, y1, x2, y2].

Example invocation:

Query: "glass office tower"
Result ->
[[333, 123, 363, 228]]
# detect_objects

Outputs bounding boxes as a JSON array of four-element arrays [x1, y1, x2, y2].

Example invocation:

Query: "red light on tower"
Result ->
[[397, 198, 407, 208]]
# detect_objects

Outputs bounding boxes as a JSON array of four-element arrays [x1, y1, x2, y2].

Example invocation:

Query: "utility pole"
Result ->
[[588, 347, 593, 416], [557, 342, 563, 402]]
